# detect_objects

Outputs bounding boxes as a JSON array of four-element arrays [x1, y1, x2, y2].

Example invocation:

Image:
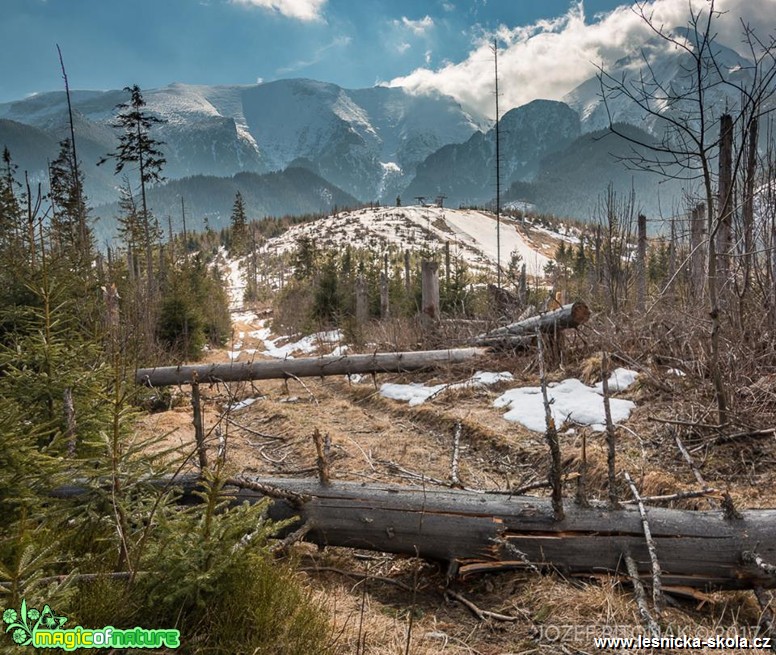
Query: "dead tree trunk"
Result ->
[[741, 116, 758, 302], [404, 250, 411, 294], [472, 301, 590, 348], [218, 477, 776, 592], [636, 213, 647, 310], [355, 275, 369, 324], [690, 203, 707, 296], [716, 113, 734, 284], [136, 347, 488, 387], [380, 272, 390, 319], [421, 260, 440, 324]]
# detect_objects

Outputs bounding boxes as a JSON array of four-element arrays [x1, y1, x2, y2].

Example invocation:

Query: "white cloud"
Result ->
[[397, 15, 435, 36], [231, 0, 326, 22], [397, 41, 411, 54], [389, 0, 776, 117], [276, 34, 351, 74]]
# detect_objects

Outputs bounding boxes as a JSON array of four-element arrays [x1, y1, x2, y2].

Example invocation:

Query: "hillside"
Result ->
[[403, 100, 580, 207], [91, 167, 359, 244], [260, 204, 557, 278], [504, 124, 689, 221]]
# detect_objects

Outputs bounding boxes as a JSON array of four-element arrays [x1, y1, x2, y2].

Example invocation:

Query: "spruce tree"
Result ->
[[99, 85, 166, 294], [229, 191, 248, 255], [49, 139, 92, 266]]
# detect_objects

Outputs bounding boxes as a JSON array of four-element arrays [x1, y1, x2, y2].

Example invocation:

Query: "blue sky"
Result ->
[[1, 0, 772, 114]]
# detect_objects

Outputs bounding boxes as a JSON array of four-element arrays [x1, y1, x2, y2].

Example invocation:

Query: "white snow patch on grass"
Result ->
[[229, 397, 259, 411], [594, 368, 639, 393], [494, 378, 636, 433], [260, 329, 344, 359], [380, 371, 514, 406]]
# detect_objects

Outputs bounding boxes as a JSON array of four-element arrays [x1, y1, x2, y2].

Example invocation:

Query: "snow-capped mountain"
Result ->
[[0, 79, 483, 203], [564, 27, 757, 135]]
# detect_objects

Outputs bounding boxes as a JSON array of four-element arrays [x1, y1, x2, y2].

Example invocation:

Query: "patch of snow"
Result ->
[[494, 378, 635, 433], [261, 329, 344, 359], [381, 382, 445, 407], [594, 368, 639, 394], [230, 397, 259, 411], [231, 310, 260, 323], [380, 370, 513, 406]]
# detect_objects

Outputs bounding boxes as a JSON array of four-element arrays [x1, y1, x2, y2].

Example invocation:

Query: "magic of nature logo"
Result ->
[[3, 599, 180, 650]]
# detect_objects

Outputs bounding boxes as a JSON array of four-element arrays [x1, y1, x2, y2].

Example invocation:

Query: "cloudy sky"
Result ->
[[1, 0, 773, 116]]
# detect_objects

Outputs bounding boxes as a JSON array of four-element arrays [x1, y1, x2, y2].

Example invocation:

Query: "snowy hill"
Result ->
[[262, 205, 553, 278]]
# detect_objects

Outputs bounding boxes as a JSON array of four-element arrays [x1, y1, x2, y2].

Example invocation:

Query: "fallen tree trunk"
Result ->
[[222, 477, 776, 591], [136, 347, 488, 387], [472, 301, 590, 348]]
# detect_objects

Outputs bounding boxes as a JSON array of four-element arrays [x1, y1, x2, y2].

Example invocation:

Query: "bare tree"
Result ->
[[597, 0, 776, 423]]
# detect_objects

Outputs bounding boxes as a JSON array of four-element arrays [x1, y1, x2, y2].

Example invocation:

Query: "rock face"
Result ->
[[403, 99, 580, 207]]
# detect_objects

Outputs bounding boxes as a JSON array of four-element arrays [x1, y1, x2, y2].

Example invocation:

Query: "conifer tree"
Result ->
[[229, 191, 248, 255], [49, 139, 92, 265], [99, 85, 166, 293]]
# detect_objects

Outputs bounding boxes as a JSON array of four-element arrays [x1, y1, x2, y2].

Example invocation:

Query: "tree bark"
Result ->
[[636, 214, 647, 310], [216, 477, 776, 591], [472, 301, 590, 347], [421, 260, 440, 323], [136, 347, 488, 387]]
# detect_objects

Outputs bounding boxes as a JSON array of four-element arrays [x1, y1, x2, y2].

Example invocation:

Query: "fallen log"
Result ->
[[472, 301, 590, 348], [136, 347, 488, 387], [221, 477, 776, 592]]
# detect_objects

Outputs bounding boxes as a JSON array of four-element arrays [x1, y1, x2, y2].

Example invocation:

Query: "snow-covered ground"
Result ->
[[380, 371, 514, 407], [262, 205, 551, 277], [442, 210, 551, 276], [219, 247, 246, 311], [380, 367, 639, 432], [494, 371, 638, 432]]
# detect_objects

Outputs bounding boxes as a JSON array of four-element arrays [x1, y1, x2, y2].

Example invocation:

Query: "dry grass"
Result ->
[[134, 295, 776, 654]]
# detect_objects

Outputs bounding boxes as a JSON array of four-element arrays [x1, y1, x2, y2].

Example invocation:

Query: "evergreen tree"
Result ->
[[49, 139, 93, 265], [0, 147, 22, 250], [99, 85, 166, 291], [292, 236, 318, 280], [229, 191, 248, 255]]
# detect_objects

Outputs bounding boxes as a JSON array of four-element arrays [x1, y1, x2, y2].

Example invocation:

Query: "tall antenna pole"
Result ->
[[493, 38, 502, 289]]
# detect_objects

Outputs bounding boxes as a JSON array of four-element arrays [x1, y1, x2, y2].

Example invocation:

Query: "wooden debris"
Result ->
[[472, 301, 590, 348], [625, 471, 664, 613], [136, 348, 488, 387], [212, 476, 776, 591]]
